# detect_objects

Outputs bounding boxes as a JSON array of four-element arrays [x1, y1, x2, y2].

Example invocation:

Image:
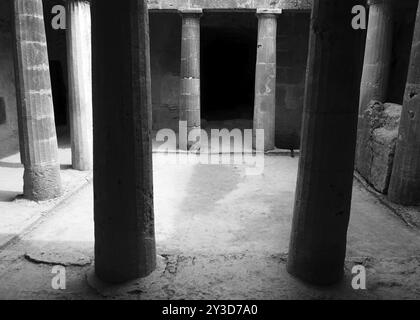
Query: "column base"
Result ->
[[94, 237, 157, 284], [23, 164, 62, 201], [86, 255, 165, 297], [72, 158, 93, 172], [286, 256, 345, 286]]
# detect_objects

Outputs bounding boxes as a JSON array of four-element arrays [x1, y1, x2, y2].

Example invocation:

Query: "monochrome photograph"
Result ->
[[0, 0, 419, 305]]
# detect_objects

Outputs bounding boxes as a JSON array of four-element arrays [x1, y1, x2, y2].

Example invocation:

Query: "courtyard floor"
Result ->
[[0, 136, 419, 299]]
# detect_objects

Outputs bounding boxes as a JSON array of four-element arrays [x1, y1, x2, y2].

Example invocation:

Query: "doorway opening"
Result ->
[[201, 12, 258, 128], [49, 60, 68, 128]]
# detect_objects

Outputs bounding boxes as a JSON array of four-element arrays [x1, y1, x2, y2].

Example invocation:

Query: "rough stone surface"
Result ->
[[357, 102, 402, 194], [24, 250, 91, 267], [23, 165, 63, 201], [355, 172, 420, 229]]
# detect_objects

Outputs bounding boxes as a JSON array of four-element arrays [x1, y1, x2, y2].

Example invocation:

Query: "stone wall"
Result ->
[[276, 12, 310, 149], [0, 0, 18, 159], [150, 13, 182, 131]]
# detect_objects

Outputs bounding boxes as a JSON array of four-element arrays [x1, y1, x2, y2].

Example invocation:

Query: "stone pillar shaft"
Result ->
[[67, 0, 93, 171], [92, 0, 156, 283], [356, 0, 393, 177], [287, 0, 363, 285], [254, 10, 280, 152], [12, 0, 62, 201], [179, 9, 201, 150], [388, 3, 420, 205]]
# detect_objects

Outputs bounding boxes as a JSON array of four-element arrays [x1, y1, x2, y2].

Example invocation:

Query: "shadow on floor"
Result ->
[[0, 161, 22, 169], [0, 191, 20, 202], [178, 164, 241, 216]]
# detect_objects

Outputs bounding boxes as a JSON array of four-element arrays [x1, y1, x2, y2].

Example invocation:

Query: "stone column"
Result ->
[[253, 9, 281, 152], [92, 0, 156, 283], [388, 3, 420, 206], [67, 0, 93, 171], [356, 0, 393, 177], [179, 9, 202, 150], [287, 0, 364, 285], [12, 0, 62, 201]]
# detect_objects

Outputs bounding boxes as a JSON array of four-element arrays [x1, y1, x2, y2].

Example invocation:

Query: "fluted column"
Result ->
[[356, 0, 393, 177], [253, 9, 281, 151], [179, 9, 202, 150], [92, 0, 156, 283], [67, 0, 93, 171], [12, 0, 62, 201], [388, 3, 420, 206], [287, 0, 363, 285]]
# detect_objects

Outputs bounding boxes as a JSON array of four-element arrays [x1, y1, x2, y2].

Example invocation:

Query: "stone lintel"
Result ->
[[256, 8, 283, 16], [179, 8, 203, 15], [148, 0, 312, 11]]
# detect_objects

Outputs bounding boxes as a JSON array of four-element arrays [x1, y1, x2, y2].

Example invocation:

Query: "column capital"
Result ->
[[256, 8, 283, 18], [179, 8, 203, 17]]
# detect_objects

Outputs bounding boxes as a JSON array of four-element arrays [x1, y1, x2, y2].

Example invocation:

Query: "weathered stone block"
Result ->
[[359, 102, 402, 193]]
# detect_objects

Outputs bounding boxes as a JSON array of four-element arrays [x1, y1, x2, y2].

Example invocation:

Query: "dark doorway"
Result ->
[[201, 13, 258, 123], [49, 60, 68, 128]]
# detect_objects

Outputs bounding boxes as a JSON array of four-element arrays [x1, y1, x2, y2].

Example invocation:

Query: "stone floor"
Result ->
[[0, 144, 419, 299], [0, 134, 91, 250]]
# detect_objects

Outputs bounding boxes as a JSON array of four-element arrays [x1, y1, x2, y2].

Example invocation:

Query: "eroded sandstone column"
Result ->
[[253, 9, 281, 152], [388, 3, 420, 206], [92, 0, 156, 283], [179, 9, 202, 150], [12, 0, 62, 201], [287, 0, 363, 285], [356, 0, 393, 177], [67, 0, 93, 171]]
